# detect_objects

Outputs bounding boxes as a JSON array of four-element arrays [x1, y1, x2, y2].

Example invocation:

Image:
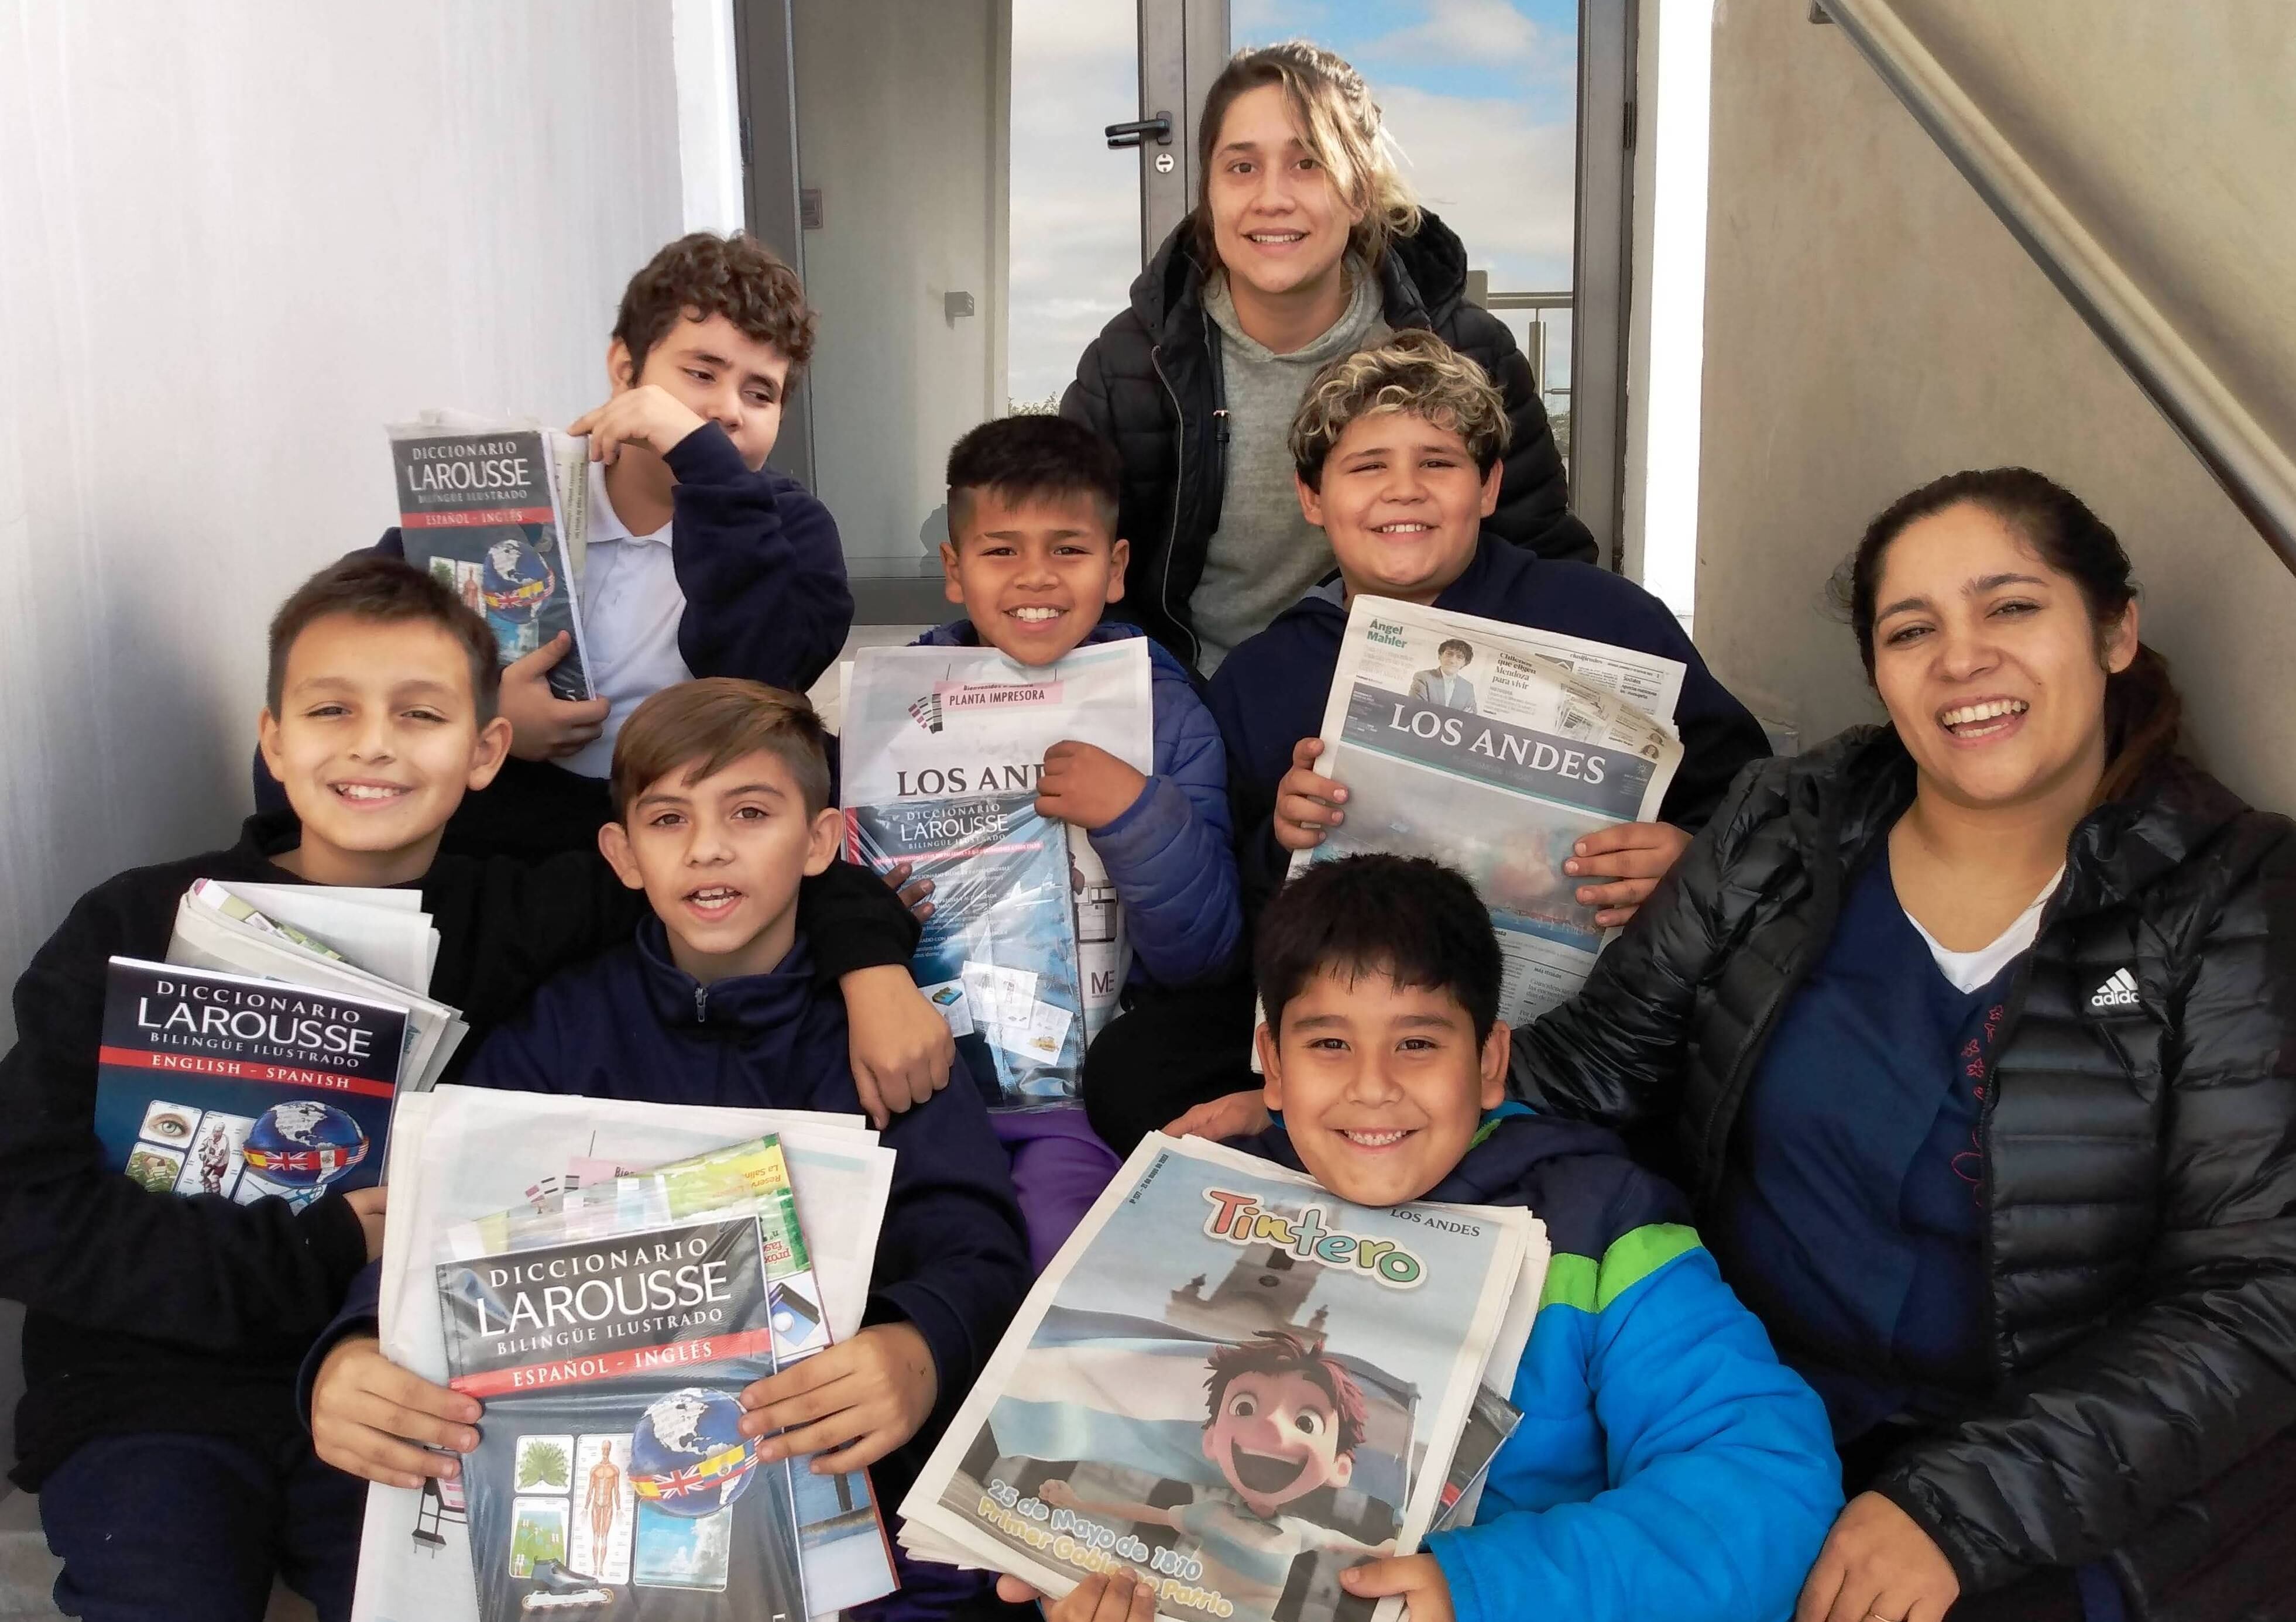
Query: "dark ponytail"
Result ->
[[1831, 467, 2182, 802]]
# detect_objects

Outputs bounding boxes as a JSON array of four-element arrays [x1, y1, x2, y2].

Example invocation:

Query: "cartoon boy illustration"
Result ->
[[478, 527, 558, 659], [1408, 640, 1478, 714], [1039, 1330, 1393, 1603]]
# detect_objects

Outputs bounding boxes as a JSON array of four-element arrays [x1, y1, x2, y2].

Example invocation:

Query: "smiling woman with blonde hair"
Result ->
[[1512, 467, 2296, 1621], [1061, 40, 1591, 678]]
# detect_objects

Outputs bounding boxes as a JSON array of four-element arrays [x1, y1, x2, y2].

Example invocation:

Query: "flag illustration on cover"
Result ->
[[899, 1135, 1537, 1622], [434, 1212, 806, 1620], [93, 957, 407, 1206], [389, 423, 595, 701], [839, 640, 1153, 1106]]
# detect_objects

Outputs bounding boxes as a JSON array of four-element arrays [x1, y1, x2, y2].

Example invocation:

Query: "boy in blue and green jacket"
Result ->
[[1017, 852, 1839, 1622]]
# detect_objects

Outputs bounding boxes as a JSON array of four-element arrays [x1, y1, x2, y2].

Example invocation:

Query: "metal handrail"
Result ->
[[1484, 290, 1573, 311]]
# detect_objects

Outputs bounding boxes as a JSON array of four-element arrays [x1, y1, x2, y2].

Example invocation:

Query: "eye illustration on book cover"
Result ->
[[434, 1213, 805, 1620], [92, 957, 407, 1209]]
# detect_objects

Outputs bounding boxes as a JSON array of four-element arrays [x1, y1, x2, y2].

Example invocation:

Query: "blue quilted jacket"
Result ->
[[1241, 1103, 1842, 1622]]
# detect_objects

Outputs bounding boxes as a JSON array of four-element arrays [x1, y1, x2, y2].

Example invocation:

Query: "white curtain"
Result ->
[[1815, 1, 2296, 570]]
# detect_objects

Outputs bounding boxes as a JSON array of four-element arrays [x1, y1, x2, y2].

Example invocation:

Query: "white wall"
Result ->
[[792, 0, 1005, 575], [1693, 0, 2296, 811], [0, 0, 693, 1474], [0, 2, 685, 1018]]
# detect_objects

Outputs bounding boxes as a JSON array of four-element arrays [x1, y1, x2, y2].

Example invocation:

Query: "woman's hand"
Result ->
[[1796, 1492, 1959, 1622], [1565, 821, 1693, 927], [1274, 738, 1348, 852], [997, 1569, 1157, 1622], [839, 965, 955, 1127]]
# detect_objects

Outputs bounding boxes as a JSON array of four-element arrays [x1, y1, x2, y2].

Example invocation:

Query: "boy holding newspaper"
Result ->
[[1002, 853, 1840, 1622], [1102, 333, 1771, 1149], [307, 677, 1031, 1620]]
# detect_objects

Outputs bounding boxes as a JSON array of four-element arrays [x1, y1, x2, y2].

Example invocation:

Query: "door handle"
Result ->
[[1104, 112, 1173, 149]]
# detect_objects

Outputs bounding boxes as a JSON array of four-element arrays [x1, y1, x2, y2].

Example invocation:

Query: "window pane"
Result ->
[[1007, 1, 1145, 414]]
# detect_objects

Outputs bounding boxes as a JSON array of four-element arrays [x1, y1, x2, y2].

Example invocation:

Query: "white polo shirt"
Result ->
[[560, 459, 694, 780]]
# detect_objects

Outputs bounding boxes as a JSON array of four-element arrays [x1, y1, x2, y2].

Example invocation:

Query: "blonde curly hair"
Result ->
[[1194, 42, 1422, 268], [1289, 330, 1511, 488]]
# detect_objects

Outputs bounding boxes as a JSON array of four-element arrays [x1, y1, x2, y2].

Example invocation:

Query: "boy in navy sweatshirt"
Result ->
[[1091, 331, 1771, 1151], [1003, 855, 1839, 1622], [308, 677, 1030, 1621], [259, 231, 854, 861], [1, 558, 927, 1622], [900, 415, 1241, 1266]]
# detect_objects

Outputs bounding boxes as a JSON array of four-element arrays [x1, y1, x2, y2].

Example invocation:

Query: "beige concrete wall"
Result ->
[[1694, 0, 2296, 812]]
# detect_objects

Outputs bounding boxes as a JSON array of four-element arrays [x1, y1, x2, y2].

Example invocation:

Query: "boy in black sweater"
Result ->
[[0, 558, 936, 1622], [310, 678, 1029, 1620]]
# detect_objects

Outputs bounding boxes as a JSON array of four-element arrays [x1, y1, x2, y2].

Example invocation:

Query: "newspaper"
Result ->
[[1297, 596, 1684, 1026], [169, 884, 467, 1095], [354, 1088, 897, 1622], [898, 1134, 1543, 1622], [839, 639, 1154, 1106]]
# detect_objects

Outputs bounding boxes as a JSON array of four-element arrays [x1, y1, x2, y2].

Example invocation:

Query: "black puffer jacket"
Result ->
[[1512, 726, 2296, 1614], [1061, 211, 1594, 671]]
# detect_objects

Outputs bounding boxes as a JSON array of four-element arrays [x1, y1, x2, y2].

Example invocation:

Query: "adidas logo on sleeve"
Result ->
[[2088, 967, 2140, 1010]]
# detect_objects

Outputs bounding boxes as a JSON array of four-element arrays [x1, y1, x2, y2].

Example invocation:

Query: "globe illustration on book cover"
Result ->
[[240, 1100, 369, 1191], [629, 1388, 758, 1518]]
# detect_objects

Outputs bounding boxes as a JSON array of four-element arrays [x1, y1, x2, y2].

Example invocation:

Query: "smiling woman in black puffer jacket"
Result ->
[[1513, 469, 2295, 1622]]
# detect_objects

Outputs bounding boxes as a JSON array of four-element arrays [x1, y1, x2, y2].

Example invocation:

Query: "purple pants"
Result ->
[[992, 1107, 1122, 1273]]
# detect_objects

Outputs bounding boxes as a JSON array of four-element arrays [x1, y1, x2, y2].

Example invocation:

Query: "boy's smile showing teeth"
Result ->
[[1007, 605, 1066, 623], [1337, 1126, 1413, 1150], [683, 884, 744, 921], [329, 780, 411, 805]]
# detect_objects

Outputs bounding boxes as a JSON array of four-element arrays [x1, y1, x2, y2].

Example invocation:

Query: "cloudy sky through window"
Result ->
[[1005, 0, 1578, 413]]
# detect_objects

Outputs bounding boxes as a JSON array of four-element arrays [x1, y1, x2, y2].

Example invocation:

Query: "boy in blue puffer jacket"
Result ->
[[908, 414, 1241, 1268], [1007, 852, 1839, 1622]]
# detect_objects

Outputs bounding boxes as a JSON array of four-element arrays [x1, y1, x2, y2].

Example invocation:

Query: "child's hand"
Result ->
[[1164, 1091, 1271, 1143], [345, 1185, 388, 1261], [500, 633, 611, 760], [1035, 741, 1147, 832], [737, 1322, 937, 1472], [310, 1333, 481, 1489], [880, 860, 937, 924], [1274, 738, 1347, 852], [1341, 1553, 1455, 1622], [839, 966, 955, 1127], [1001, 1569, 1158, 1622], [569, 385, 709, 465], [1564, 820, 1693, 927]]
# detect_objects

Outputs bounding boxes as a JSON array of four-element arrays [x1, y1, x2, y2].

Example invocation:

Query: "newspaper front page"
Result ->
[[840, 640, 1154, 1106], [1299, 597, 1683, 1026], [898, 1134, 1542, 1622]]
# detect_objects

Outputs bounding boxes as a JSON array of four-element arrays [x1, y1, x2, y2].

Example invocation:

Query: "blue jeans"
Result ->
[[40, 1431, 364, 1622]]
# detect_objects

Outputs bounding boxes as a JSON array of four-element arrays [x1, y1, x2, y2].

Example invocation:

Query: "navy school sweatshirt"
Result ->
[[0, 809, 917, 1489], [254, 423, 856, 860], [1206, 534, 1773, 919], [310, 915, 1031, 1512]]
